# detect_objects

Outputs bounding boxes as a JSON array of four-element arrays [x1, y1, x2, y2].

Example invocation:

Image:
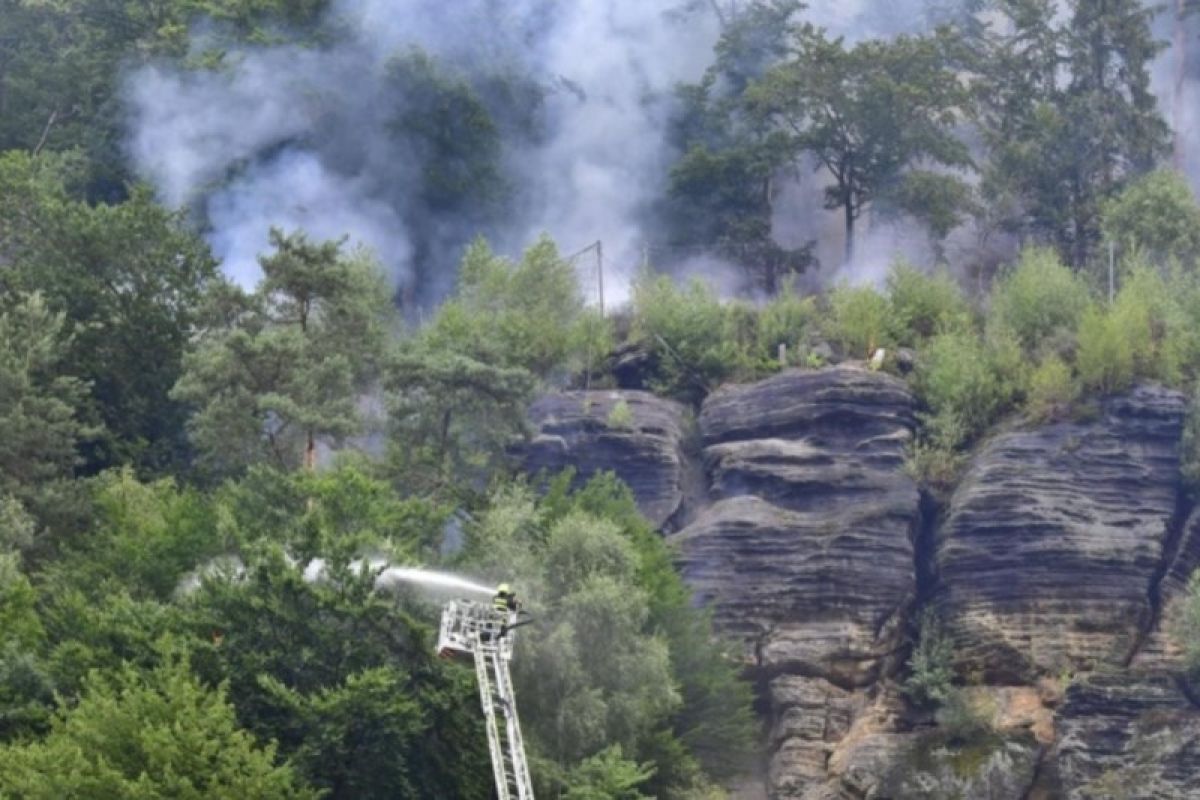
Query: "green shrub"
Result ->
[[1075, 307, 1134, 394], [1025, 355, 1078, 422], [987, 247, 1091, 354], [903, 609, 955, 709], [1162, 269, 1200, 383], [825, 284, 893, 359], [935, 690, 995, 745], [904, 441, 964, 492], [886, 262, 970, 343], [756, 287, 817, 366], [630, 274, 749, 401], [914, 329, 1023, 448], [1102, 171, 1200, 268], [424, 236, 612, 379], [607, 400, 634, 429], [1106, 263, 1200, 387]]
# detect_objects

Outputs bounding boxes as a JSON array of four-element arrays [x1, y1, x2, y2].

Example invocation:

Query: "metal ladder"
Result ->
[[437, 599, 535, 800], [472, 630, 534, 800]]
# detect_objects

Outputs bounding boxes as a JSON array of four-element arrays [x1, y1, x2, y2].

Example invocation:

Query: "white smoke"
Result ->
[[129, 0, 1182, 300], [124, 0, 719, 297]]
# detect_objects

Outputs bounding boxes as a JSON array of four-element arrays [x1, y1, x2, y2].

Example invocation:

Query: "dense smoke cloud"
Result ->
[[125, 0, 718, 300], [126, 0, 1196, 299]]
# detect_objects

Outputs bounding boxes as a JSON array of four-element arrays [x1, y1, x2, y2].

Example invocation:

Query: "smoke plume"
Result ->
[[126, 0, 1197, 300], [125, 0, 719, 301]]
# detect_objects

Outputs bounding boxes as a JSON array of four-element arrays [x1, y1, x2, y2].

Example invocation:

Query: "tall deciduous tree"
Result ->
[[187, 551, 494, 800], [754, 28, 973, 262], [666, 0, 816, 293], [173, 229, 393, 476]]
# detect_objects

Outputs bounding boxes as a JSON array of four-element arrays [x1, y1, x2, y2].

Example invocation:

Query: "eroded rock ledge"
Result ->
[[673, 366, 921, 797], [523, 390, 688, 529]]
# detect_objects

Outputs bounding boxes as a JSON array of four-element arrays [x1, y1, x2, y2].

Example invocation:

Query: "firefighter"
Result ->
[[494, 583, 518, 615]]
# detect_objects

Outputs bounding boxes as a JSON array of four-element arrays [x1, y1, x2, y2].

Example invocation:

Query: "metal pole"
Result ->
[[1108, 240, 1115, 305], [1175, 0, 1188, 171], [596, 240, 605, 317]]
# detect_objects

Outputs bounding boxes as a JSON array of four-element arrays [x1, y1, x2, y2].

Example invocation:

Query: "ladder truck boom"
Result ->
[[437, 595, 535, 800]]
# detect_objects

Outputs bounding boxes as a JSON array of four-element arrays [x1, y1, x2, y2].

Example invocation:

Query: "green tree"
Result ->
[[422, 236, 604, 380], [0, 293, 94, 547], [976, 0, 1169, 267], [986, 247, 1092, 354], [914, 328, 1024, 448], [629, 274, 751, 402], [755, 28, 972, 261], [666, 0, 815, 292], [0, 644, 317, 799], [824, 284, 893, 359], [213, 462, 446, 562], [886, 262, 971, 343], [185, 551, 493, 799], [1101, 170, 1200, 268], [467, 475, 754, 798], [0, 152, 220, 476], [1025, 354, 1078, 422], [173, 229, 393, 476], [385, 349, 534, 497], [62, 470, 223, 601], [562, 745, 655, 800], [1075, 306, 1134, 394], [755, 285, 817, 366]]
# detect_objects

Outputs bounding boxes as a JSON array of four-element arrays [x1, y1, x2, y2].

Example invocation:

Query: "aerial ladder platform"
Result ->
[[437, 597, 535, 800]]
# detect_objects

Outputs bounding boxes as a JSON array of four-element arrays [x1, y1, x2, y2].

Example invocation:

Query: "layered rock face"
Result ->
[[672, 366, 921, 797], [932, 386, 1187, 682], [1055, 672, 1200, 799], [524, 390, 688, 528], [526, 375, 1200, 799]]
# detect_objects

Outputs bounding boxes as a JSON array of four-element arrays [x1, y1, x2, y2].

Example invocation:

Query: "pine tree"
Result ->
[[173, 229, 393, 476]]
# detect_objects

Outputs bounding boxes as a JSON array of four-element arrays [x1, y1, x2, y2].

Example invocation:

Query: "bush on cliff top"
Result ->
[[987, 248, 1091, 355]]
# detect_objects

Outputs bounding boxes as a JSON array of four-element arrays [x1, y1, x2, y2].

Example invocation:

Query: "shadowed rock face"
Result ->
[[523, 390, 688, 528], [932, 386, 1186, 683], [672, 366, 920, 797]]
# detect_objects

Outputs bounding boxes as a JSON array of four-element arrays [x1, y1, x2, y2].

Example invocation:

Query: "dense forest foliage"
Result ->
[[4, 0, 1200, 797]]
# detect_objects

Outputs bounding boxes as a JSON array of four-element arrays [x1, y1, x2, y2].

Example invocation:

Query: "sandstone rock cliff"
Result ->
[[931, 386, 1186, 683], [673, 366, 921, 797], [525, 373, 1200, 800]]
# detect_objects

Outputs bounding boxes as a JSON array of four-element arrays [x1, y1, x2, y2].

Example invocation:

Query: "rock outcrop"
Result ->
[[525, 375, 1200, 799], [672, 366, 921, 796], [931, 386, 1187, 683], [524, 390, 688, 528]]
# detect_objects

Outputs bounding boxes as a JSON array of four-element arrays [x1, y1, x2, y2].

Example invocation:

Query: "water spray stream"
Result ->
[[374, 567, 495, 597], [302, 558, 496, 598]]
